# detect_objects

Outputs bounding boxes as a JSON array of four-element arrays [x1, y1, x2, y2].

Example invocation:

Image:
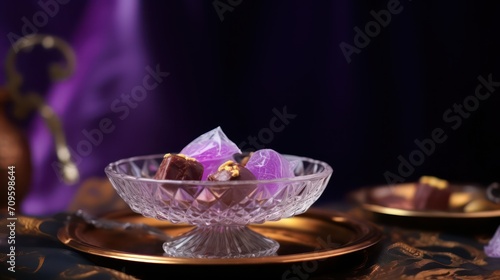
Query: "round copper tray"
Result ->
[[57, 208, 382, 267], [349, 183, 500, 231]]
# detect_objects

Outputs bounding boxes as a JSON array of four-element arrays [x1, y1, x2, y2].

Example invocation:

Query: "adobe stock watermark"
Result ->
[[383, 73, 499, 184], [213, 0, 243, 22], [339, 0, 406, 64], [281, 234, 339, 279], [51, 64, 170, 182], [7, 0, 71, 53], [238, 106, 297, 152]]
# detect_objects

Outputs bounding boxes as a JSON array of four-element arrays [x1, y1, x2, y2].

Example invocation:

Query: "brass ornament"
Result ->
[[2, 34, 79, 190]]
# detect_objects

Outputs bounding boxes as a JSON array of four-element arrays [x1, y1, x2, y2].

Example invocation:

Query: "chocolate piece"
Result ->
[[207, 160, 257, 205], [154, 153, 204, 180], [232, 152, 253, 166], [413, 176, 451, 211], [208, 160, 256, 182]]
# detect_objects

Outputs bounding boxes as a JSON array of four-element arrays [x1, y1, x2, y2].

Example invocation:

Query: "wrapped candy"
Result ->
[[180, 126, 241, 179], [163, 127, 297, 183], [485, 225, 500, 258], [244, 149, 296, 180]]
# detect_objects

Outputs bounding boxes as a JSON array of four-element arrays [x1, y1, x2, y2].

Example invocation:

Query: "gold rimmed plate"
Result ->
[[349, 183, 500, 232], [58, 208, 382, 278]]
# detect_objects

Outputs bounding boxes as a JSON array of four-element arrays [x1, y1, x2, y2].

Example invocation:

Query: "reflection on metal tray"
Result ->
[[57, 208, 382, 278]]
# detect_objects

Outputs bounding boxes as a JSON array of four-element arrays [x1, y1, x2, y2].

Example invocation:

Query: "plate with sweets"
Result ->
[[349, 176, 500, 232]]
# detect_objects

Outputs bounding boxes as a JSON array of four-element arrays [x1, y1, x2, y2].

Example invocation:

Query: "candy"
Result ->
[[233, 152, 252, 166], [180, 126, 241, 180], [158, 128, 297, 183], [412, 176, 451, 211], [154, 153, 204, 181], [244, 149, 296, 180], [208, 160, 256, 182], [485, 225, 500, 257], [207, 160, 257, 205]]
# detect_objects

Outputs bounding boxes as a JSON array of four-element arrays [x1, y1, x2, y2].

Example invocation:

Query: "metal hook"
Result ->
[[4, 34, 79, 185]]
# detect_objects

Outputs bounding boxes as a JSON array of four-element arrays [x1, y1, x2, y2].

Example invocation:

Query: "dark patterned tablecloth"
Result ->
[[1, 205, 500, 280]]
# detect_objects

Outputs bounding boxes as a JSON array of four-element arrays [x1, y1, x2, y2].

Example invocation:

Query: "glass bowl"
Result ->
[[104, 154, 333, 259]]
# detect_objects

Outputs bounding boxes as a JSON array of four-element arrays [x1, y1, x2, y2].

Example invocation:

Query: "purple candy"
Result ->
[[180, 127, 241, 179], [245, 149, 296, 180], [485, 225, 500, 258]]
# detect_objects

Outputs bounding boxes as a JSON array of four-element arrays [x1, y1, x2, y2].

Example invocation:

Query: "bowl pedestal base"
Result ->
[[163, 225, 279, 258]]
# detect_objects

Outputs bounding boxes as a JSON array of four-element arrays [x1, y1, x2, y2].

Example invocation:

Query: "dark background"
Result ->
[[140, 0, 500, 204], [1, 0, 499, 213]]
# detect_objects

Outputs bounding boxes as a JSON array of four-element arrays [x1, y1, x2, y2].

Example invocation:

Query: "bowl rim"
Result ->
[[104, 153, 333, 186]]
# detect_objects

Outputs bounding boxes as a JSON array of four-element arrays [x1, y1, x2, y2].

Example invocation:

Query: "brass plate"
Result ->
[[57, 208, 382, 266], [350, 183, 500, 231]]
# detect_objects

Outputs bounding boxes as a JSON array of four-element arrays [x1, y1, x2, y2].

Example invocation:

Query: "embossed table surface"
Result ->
[[1, 203, 500, 280]]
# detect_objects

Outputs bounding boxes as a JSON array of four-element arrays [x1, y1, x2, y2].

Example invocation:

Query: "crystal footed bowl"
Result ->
[[104, 154, 333, 259]]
